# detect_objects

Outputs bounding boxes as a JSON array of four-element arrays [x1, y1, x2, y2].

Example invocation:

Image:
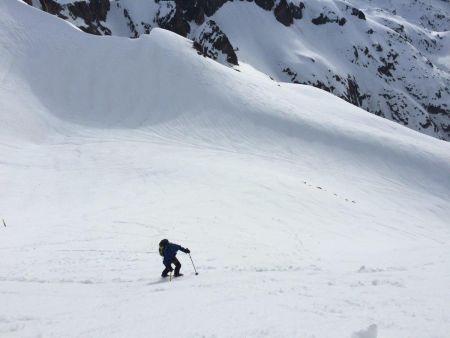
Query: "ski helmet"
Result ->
[[159, 239, 169, 256]]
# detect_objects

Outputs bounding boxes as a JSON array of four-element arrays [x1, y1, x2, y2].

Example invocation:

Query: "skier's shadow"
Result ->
[[147, 279, 168, 286]]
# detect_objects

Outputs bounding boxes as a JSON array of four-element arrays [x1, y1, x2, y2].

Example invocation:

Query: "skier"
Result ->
[[159, 239, 190, 278]]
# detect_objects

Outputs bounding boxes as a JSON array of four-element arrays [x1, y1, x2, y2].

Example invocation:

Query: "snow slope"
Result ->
[[1, 1, 450, 337], [24, 0, 450, 141]]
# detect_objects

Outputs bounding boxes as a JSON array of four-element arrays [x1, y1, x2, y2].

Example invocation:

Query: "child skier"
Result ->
[[158, 239, 190, 277]]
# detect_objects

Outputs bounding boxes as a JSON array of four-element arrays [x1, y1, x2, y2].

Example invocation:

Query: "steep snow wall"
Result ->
[[23, 0, 450, 141]]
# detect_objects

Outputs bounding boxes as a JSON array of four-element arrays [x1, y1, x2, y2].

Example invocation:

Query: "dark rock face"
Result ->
[[274, 0, 304, 26], [154, 0, 231, 37], [203, 0, 228, 17], [123, 8, 139, 38], [351, 7, 366, 20], [38, 0, 65, 17], [173, 0, 205, 25], [427, 105, 449, 116], [255, 0, 274, 11], [312, 13, 346, 26], [157, 0, 228, 24], [156, 2, 190, 37], [194, 20, 238, 65], [24, 0, 111, 35], [274, 0, 293, 26], [291, 2, 304, 20], [345, 76, 364, 107], [66, 0, 111, 35], [67, 0, 109, 22]]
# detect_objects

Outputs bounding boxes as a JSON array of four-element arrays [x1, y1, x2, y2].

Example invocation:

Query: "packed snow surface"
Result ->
[[1, 1, 450, 337]]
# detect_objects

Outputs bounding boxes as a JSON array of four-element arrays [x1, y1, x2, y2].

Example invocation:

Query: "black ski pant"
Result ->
[[162, 257, 181, 277]]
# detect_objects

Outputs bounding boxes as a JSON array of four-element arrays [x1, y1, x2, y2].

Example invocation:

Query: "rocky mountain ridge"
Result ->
[[24, 0, 450, 140]]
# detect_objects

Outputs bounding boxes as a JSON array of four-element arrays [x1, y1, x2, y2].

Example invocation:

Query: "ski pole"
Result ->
[[189, 253, 199, 275], [169, 271, 172, 282]]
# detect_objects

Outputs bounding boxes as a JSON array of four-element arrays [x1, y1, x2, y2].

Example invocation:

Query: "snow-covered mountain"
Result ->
[[1, 1, 450, 337], [24, 0, 450, 140]]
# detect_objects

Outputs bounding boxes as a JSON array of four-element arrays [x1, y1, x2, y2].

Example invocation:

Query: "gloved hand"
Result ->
[[185, 248, 191, 254]]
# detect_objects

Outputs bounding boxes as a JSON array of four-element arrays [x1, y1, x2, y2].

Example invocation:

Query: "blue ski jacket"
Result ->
[[162, 243, 188, 267]]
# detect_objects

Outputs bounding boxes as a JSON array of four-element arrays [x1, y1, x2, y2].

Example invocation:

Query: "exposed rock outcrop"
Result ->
[[274, 0, 304, 26], [155, 1, 190, 37], [194, 20, 238, 65], [66, 0, 111, 35]]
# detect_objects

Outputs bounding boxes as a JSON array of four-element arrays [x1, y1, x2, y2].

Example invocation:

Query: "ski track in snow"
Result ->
[[0, 1, 450, 338]]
